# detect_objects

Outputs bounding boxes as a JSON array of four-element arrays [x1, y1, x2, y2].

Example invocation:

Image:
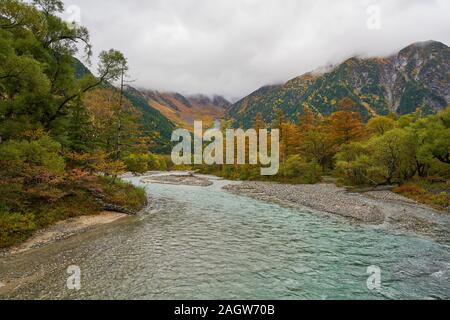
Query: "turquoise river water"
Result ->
[[0, 176, 449, 299]]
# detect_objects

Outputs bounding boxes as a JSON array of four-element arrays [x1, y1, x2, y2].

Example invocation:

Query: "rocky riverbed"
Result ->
[[1, 173, 450, 299], [139, 172, 214, 187], [224, 181, 450, 241]]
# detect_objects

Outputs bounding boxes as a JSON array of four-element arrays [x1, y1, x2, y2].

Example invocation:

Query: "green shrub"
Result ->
[[0, 136, 65, 176], [282, 155, 322, 184], [0, 211, 37, 248], [101, 177, 147, 211], [123, 154, 149, 174], [394, 183, 450, 211]]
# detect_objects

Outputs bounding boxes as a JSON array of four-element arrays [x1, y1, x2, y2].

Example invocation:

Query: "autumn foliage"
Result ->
[[0, 0, 149, 248]]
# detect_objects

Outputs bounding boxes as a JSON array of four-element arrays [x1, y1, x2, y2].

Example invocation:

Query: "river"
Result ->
[[0, 175, 449, 299]]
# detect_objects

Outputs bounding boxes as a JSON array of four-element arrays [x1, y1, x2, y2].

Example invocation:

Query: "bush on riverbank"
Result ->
[[123, 153, 173, 175], [0, 175, 147, 249], [394, 181, 450, 211], [101, 177, 147, 211], [196, 161, 322, 184], [196, 105, 450, 210]]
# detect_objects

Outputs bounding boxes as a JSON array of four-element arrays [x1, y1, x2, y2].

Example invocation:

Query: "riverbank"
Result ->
[[2, 172, 448, 256], [2, 172, 450, 299], [127, 172, 449, 241], [224, 181, 450, 241], [0, 212, 128, 257], [140, 172, 213, 187], [0, 174, 148, 249]]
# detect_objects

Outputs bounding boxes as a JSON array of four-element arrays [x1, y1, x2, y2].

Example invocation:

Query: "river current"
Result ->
[[0, 175, 449, 299]]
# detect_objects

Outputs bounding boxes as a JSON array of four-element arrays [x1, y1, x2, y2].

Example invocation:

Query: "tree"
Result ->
[[282, 155, 321, 184], [284, 122, 301, 157], [0, 0, 129, 143], [274, 109, 288, 164], [367, 116, 397, 136], [298, 105, 317, 133], [123, 154, 149, 175], [418, 107, 450, 165], [368, 129, 417, 184], [83, 88, 146, 158], [254, 112, 265, 133], [330, 98, 365, 146], [0, 0, 148, 248], [300, 127, 335, 172], [335, 142, 385, 186]]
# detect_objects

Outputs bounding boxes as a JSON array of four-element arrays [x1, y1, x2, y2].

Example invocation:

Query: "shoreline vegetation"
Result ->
[[0, 1, 154, 249], [193, 103, 450, 213], [0, 175, 148, 249]]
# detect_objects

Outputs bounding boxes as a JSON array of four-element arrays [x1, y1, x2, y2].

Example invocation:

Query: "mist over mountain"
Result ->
[[228, 41, 450, 128], [136, 90, 231, 130], [75, 40, 449, 134]]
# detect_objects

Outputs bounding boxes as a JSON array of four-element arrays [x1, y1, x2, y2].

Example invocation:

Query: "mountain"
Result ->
[[139, 90, 231, 131], [73, 58, 176, 154], [123, 87, 176, 154], [228, 41, 450, 128], [73, 57, 93, 79]]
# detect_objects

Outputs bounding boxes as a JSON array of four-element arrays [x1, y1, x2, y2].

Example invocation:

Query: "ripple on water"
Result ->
[[1, 177, 449, 300]]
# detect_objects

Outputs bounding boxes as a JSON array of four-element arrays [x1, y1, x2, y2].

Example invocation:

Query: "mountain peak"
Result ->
[[398, 40, 449, 58], [228, 41, 450, 128], [405, 40, 448, 50]]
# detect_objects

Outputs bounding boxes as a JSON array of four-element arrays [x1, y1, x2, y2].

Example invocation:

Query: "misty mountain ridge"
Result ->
[[228, 40, 450, 128], [135, 89, 231, 130], [75, 40, 449, 135]]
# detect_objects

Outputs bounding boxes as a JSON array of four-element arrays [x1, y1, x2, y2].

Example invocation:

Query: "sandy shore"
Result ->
[[224, 181, 450, 240], [0, 212, 128, 257]]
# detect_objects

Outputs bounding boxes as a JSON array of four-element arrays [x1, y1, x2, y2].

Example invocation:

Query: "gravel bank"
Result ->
[[140, 173, 213, 187], [224, 181, 450, 240]]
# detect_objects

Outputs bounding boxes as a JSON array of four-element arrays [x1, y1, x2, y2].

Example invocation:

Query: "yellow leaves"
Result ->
[[18, 128, 46, 140], [83, 88, 119, 128], [89, 151, 126, 177], [366, 116, 397, 136]]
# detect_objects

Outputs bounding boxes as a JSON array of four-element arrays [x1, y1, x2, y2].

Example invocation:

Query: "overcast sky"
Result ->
[[62, 0, 450, 100]]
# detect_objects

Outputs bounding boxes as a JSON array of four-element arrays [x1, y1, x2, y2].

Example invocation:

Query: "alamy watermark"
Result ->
[[67, 265, 81, 291], [171, 121, 280, 176], [367, 265, 382, 291], [366, 4, 382, 30]]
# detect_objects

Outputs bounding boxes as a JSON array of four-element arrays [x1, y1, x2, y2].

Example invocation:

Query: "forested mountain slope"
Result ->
[[229, 41, 450, 128]]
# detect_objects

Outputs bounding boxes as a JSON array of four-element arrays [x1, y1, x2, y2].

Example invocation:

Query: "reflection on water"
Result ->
[[0, 175, 449, 300]]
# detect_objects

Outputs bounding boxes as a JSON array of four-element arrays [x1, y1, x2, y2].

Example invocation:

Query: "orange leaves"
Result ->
[[329, 99, 366, 146]]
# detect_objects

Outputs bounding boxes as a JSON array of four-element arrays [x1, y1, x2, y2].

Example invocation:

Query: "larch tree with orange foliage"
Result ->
[[330, 97, 366, 147], [298, 105, 318, 133]]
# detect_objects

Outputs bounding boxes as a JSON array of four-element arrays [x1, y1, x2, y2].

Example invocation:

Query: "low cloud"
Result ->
[[63, 0, 450, 100]]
